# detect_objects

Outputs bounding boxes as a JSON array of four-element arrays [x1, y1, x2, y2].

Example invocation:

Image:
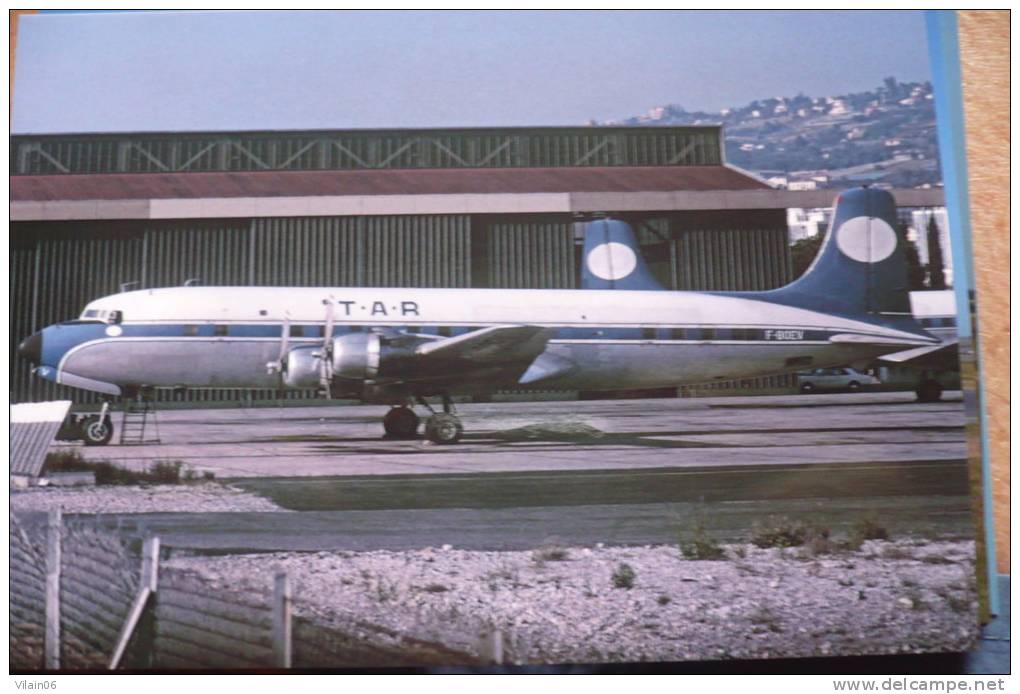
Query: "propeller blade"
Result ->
[[319, 302, 335, 398], [265, 315, 291, 375]]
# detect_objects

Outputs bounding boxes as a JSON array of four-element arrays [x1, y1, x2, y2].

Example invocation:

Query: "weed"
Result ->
[[678, 523, 726, 560], [423, 583, 450, 593], [150, 460, 183, 483], [532, 547, 570, 563], [851, 517, 890, 545], [881, 545, 916, 561], [375, 578, 399, 602], [749, 606, 783, 633], [935, 588, 974, 614], [656, 594, 671, 606], [42, 452, 191, 486], [750, 516, 812, 548], [611, 563, 636, 589], [919, 554, 955, 565]]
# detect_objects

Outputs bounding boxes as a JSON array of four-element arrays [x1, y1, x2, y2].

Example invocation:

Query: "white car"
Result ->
[[797, 367, 880, 393]]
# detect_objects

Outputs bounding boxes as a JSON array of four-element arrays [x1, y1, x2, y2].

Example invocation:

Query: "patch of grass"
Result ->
[[749, 606, 783, 633], [532, 546, 570, 564], [750, 516, 811, 548], [851, 517, 890, 544], [611, 562, 636, 590], [881, 545, 916, 561], [150, 460, 183, 483], [42, 452, 193, 486], [919, 554, 955, 565], [678, 523, 726, 560]]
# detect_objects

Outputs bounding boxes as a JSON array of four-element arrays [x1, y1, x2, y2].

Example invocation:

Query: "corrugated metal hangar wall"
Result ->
[[10, 127, 791, 404]]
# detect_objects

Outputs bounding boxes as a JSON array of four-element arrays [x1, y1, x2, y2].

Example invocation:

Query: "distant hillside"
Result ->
[[601, 78, 940, 190]]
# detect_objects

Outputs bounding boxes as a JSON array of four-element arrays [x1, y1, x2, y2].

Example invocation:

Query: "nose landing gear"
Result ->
[[381, 395, 463, 444]]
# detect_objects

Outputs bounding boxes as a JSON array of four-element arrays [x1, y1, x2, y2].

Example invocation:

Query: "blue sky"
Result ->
[[12, 10, 932, 133]]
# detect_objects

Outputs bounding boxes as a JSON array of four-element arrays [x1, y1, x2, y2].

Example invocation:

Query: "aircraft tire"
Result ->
[[799, 383, 815, 394], [81, 415, 114, 446], [847, 381, 861, 392], [383, 407, 419, 439], [425, 413, 463, 444], [915, 379, 943, 403]]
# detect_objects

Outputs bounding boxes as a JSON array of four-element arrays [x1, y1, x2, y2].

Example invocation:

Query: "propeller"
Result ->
[[317, 302, 335, 399], [265, 315, 291, 376]]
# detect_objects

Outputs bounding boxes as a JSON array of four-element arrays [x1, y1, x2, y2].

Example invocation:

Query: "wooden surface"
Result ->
[[957, 11, 1010, 574]]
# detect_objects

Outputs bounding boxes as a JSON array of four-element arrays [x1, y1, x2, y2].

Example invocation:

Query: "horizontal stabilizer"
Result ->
[[828, 333, 935, 348], [415, 325, 550, 364], [879, 339, 959, 364], [518, 353, 576, 384]]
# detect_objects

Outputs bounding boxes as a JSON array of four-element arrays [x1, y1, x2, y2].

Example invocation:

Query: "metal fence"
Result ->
[[11, 127, 723, 175], [9, 512, 484, 671]]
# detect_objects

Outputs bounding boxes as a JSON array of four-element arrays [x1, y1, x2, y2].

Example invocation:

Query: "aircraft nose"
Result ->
[[17, 331, 42, 363]]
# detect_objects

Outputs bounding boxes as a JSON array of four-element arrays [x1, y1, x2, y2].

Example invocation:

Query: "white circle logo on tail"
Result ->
[[586, 242, 637, 280], [835, 216, 897, 263]]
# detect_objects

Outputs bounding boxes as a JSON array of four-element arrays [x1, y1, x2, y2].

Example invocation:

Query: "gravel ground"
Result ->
[[166, 539, 979, 665], [9, 483, 286, 514]]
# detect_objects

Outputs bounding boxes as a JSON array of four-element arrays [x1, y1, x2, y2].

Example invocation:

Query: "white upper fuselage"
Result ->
[[84, 286, 929, 340]]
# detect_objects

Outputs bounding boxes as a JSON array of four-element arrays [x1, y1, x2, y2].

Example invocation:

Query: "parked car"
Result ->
[[796, 367, 880, 393]]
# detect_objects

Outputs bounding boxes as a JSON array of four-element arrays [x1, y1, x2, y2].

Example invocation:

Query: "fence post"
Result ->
[[109, 536, 160, 670], [272, 572, 292, 668], [45, 508, 61, 670], [479, 628, 504, 666]]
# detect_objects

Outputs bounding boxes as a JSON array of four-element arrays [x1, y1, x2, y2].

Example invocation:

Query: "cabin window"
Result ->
[[406, 326, 420, 334], [214, 325, 228, 337], [108, 310, 123, 325], [290, 325, 305, 338], [349, 325, 363, 333], [259, 309, 268, 316], [438, 326, 453, 337], [183, 325, 199, 337], [701, 328, 716, 341], [642, 328, 656, 340]]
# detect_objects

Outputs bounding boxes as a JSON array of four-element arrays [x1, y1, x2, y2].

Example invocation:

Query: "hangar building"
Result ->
[[9, 126, 942, 404]]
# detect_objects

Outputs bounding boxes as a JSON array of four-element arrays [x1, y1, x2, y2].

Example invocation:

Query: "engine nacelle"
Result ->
[[283, 345, 324, 389], [331, 332, 381, 380]]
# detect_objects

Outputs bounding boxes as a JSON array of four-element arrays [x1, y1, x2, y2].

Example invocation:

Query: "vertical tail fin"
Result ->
[[769, 187, 912, 316], [580, 219, 665, 291]]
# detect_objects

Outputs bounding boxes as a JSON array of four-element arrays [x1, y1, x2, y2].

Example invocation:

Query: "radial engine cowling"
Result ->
[[331, 332, 381, 380], [283, 345, 324, 389]]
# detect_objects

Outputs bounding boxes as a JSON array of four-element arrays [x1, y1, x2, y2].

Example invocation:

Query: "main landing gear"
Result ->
[[382, 395, 464, 445]]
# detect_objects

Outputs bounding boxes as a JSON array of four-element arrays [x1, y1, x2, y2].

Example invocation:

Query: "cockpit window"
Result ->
[[83, 309, 100, 318], [108, 310, 123, 325]]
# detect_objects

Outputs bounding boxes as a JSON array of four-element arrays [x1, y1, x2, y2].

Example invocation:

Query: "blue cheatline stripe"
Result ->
[[926, 10, 998, 613], [64, 322, 891, 343]]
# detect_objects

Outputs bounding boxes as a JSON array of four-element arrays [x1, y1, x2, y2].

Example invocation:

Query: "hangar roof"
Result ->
[[11, 165, 769, 201]]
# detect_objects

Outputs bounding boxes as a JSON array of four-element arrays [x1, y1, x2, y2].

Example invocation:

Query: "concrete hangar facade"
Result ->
[[10, 125, 942, 404]]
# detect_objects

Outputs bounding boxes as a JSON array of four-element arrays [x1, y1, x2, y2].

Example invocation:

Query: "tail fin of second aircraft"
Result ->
[[580, 219, 666, 291], [767, 186, 913, 317]]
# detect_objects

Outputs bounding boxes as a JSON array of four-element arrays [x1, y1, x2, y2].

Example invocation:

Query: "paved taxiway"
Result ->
[[45, 392, 973, 552], [60, 392, 968, 479]]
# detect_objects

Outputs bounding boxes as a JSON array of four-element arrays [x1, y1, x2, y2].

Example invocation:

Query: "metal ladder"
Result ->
[[120, 396, 161, 445]]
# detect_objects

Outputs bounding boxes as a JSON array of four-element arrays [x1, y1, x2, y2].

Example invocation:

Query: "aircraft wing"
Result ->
[[415, 325, 551, 364]]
